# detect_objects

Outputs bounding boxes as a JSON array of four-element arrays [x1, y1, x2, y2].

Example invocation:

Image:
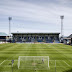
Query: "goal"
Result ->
[[18, 56, 49, 69]]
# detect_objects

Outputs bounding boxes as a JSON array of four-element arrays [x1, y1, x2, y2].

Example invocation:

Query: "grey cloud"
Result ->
[[0, 0, 72, 35]]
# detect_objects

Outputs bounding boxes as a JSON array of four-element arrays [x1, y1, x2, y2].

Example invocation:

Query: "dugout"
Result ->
[[11, 32, 60, 43]]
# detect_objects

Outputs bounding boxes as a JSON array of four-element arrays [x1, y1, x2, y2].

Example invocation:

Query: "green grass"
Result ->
[[0, 43, 72, 72]]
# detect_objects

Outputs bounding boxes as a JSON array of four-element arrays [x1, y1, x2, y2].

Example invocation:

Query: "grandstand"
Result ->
[[11, 32, 60, 43]]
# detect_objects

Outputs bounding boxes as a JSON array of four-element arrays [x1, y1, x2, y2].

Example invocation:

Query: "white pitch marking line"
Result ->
[[0, 60, 6, 66], [63, 61, 70, 66], [6, 60, 18, 61]]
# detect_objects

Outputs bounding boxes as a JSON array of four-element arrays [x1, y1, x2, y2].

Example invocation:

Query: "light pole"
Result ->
[[60, 15, 64, 38], [8, 17, 12, 36]]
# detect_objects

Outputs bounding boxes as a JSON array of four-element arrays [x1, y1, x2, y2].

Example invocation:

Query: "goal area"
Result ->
[[18, 56, 49, 69]]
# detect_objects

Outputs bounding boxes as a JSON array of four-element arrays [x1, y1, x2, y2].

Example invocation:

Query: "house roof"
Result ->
[[67, 34, 72, 38], [0, 32, 8, 36], [11, 32, 60, 35]]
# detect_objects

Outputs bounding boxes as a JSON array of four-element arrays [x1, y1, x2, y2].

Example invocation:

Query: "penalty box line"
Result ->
[[0, 60, 18, 66], [6, 60, 18, 61], [50, 60, 70, 67], [63, 61, 70, 67], [0, 60, 6, 66]]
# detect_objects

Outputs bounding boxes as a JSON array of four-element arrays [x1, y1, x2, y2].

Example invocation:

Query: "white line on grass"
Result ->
[[6, 60, 18, 61], [0, 65, 11, 67], [0, 60, 6, 66], [63, 61, 70, 66]]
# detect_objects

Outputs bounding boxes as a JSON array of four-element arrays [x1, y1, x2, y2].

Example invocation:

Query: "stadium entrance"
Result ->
[[12, 33, 60, 43]]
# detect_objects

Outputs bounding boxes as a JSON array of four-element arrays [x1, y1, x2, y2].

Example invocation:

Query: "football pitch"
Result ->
[[0, 43, 72, 72]]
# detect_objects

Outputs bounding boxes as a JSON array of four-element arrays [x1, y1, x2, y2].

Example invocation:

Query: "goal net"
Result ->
[[18, 56, 49, 69]]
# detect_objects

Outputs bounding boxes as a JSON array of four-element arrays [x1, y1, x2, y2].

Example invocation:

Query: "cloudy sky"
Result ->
[[0, 0, 72, 36]]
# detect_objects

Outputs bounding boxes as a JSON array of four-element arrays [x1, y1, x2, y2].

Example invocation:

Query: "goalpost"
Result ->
[[18, 56, 49, 69]]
